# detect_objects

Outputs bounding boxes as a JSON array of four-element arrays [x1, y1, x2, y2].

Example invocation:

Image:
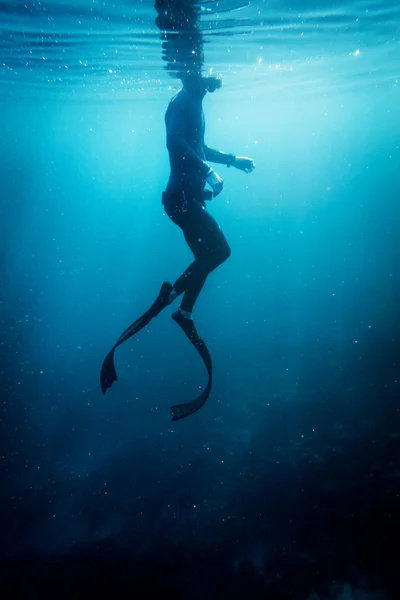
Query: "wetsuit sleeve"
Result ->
[[204, 145, 235, 165], [166, 106, 210, 174]]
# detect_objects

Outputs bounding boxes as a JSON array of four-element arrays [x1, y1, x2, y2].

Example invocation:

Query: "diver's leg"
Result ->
[[172, 259, 207, 311], [173, 204, 231, 314]]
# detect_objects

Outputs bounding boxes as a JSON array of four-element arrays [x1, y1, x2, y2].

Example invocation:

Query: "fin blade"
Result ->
[[99, 282, 172, 396], [100, 348, 117, 394], [171, 377, 212, 421], [171, 310, 213, 420]]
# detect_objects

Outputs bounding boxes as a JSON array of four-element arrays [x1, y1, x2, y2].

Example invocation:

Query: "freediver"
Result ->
[[100, 70, 255, 420]]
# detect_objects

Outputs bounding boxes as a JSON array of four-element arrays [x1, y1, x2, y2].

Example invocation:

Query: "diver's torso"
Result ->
[[165, 89, 206, 199]]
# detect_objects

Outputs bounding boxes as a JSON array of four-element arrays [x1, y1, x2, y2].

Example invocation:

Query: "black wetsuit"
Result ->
[[163, 88, 231, 313]]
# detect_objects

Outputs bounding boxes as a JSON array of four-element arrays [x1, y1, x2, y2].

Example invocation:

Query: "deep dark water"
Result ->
[[1, 325, 399, 599]]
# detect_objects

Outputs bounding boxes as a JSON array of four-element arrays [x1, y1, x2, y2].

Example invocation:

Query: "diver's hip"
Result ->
[[162, 187, 213, 226], [162, 185, 212, 207]]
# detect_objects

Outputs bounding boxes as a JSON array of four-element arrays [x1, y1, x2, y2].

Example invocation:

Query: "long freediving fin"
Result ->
[[100, 282, 173, 394], [170, 310, 213, 421]]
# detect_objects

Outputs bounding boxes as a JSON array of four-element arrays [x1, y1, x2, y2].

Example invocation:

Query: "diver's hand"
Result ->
[[206, 168, 224, 197], [233, 156, 255, 173]]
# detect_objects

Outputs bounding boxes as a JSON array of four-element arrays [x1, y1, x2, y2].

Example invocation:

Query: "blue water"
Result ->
[[0, 1, 399, 599]]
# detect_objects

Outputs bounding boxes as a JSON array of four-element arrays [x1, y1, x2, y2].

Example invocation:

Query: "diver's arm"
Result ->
[[204, 145, 236, 166], [167, 134, 223, 196], [167, 134, 210, 174], [205, 145, 256, 173]]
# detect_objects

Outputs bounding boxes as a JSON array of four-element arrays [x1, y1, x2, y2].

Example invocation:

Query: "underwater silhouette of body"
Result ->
[[100, 1, 255, 420]]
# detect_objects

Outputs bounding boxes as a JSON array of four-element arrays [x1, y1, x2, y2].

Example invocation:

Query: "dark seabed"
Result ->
[[0, 0, 399, 598]]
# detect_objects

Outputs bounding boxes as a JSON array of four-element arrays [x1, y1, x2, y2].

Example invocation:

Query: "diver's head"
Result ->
[[205, 76, 222, 93], [181, 73, 222, 97]]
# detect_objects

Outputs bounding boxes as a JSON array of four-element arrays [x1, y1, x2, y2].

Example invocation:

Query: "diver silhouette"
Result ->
[[100, 3, 255, 420]]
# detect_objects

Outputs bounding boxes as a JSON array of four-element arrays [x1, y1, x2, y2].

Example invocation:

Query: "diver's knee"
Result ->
[[219, 243, 231, 265], [224, 243, 231, 261], [212, 243, 231, 270]]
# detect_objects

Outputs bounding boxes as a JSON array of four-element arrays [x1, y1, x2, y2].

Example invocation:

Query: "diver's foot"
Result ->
[[172, 309, 201, 344], [149, 281, 173, 317]]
